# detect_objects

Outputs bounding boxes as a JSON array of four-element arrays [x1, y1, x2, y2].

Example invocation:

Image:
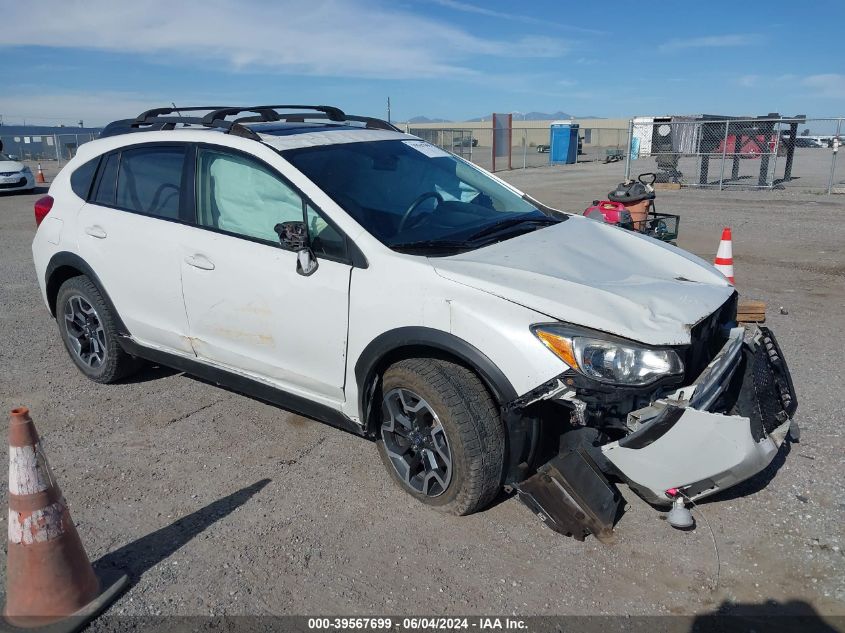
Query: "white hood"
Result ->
[[0, 160, 26, 173], [433, 215, 734, 346]]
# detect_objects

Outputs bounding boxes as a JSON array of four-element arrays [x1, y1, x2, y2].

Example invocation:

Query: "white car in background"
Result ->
[[0, 153, 35, 193], [29, 105, 798, 542]]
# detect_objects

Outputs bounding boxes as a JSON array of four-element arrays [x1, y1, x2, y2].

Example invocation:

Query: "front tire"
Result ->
[[376, 358, 505, 516], [55, 276, 140, 383]]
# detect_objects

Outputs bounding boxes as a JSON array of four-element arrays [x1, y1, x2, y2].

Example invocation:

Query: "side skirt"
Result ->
[[118, 337, 366, 437]]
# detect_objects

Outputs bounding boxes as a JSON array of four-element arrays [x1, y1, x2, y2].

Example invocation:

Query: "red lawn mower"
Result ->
[[583, 173, 680, 243]]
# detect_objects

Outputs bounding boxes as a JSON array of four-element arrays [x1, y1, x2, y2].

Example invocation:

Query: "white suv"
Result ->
[[31, 105, 797, 540]]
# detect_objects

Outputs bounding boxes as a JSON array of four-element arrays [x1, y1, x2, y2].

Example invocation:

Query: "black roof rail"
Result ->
[[101, 103, 399, 139], [100, 114, 261, 140], [202, 104, 347, 125], [240, 111, 400, 132], [133, 106, 228, 125]]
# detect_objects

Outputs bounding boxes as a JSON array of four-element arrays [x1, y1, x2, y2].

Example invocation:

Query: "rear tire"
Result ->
[[56, 276, 140, 384], [376, 358, 505, 516]]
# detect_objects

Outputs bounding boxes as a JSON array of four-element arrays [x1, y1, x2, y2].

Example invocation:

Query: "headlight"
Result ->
[[21, 167, 32, 174], [531, 324, 684, 386]]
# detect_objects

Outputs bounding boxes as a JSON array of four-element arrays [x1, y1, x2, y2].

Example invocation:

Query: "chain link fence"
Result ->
[[409, 126, 629, 172], [624, 116, 843, 193], [408, 118, 843, 193], [0, 132, 100, 166], [5, 121, 841, 194]]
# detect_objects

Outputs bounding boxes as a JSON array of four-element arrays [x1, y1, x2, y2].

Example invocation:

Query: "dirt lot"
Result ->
[[0, 160, 843, 626]]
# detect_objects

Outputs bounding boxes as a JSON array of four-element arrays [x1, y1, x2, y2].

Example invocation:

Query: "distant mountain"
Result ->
[[406, 116, 450, 124]]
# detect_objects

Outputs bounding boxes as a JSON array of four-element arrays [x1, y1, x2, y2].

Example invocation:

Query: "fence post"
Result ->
[[828, 118, 841, 195], [769, 122, 782, 189], [624, 118, 633, 181], [522, 128, 528, 169], [54, 134, 60, 164], [718, 120, 730, 190]]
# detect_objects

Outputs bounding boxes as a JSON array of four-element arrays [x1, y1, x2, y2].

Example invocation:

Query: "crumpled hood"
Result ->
[[0, 160, 26, 174], [433, 215, 735, 346]]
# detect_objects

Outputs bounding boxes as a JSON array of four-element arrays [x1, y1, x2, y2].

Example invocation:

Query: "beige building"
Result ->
[[402, 118, 629, 154]]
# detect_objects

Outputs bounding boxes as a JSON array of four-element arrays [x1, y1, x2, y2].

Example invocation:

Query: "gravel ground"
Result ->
[[0, 161, 843, 626]]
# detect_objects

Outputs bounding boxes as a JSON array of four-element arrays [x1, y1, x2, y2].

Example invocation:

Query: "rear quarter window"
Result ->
[[70, 156, 101, 200], [93, 153, 119, 207]]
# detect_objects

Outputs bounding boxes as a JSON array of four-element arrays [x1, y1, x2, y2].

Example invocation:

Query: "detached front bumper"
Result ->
[[514, 325, 797, 541], [601, 325, 797, 506]]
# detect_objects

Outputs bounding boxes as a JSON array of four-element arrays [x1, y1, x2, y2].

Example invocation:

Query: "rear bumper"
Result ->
[[602, 325, 797, 505]]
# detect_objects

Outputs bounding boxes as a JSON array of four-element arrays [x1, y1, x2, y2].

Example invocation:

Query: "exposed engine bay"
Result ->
[[503, 297, 798, 542]]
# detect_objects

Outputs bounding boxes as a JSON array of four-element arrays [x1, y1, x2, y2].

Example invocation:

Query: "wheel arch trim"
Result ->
[[45, 251, 130, 336], [354, 326, 518, 430]]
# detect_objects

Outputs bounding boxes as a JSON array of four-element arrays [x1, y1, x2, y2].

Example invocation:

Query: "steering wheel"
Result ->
[[397, 191, 443, 233]]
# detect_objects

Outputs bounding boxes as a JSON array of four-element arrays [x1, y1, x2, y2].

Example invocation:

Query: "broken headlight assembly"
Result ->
[[531, 324, 684, 387]]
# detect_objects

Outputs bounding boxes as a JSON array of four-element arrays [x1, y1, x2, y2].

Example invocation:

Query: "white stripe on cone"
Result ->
[[714, 227, 735, 284], [8, 502, 67, 545], [8, 443, 55, 495]]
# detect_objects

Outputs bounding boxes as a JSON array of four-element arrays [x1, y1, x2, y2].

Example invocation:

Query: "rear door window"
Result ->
[[116, 146, 186, 219]]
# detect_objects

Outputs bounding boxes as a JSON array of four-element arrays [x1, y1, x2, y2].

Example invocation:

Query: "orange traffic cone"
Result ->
[[35, 164, 46, 184], [3, 407, 127, 631], [714, 227, 735, 284]]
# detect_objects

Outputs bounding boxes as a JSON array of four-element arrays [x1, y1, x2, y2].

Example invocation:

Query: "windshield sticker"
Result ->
[[403, 140, 451, 158]]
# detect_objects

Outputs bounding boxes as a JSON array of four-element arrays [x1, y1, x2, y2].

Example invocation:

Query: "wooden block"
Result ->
[[737, 298, 766, 323], [653, 182, 681, 191], [738, 299, 766, 312]]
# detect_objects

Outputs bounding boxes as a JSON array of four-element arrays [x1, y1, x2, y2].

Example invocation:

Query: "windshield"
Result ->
[[282, 139, 561, 253], [0, 153, 13, 162]]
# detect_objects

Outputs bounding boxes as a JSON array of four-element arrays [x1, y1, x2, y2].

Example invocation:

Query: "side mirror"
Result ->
[[275, 221, 319, 276], [274, 221, 308, 251], [296, 247, 319, 277]]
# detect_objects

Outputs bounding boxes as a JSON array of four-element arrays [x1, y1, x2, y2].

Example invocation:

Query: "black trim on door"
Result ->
[[118, 336, 365, 437]]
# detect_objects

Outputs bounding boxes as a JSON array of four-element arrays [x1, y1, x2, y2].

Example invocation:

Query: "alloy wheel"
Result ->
[[381, 388, 453, 497], [63, 295, 107, 369]]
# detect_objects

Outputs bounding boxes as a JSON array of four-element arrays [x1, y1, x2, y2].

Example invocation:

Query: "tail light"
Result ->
[[34, 196, 54, 227]]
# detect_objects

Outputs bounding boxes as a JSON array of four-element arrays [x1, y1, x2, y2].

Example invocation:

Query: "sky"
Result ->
[[1, 0, 844, 126]]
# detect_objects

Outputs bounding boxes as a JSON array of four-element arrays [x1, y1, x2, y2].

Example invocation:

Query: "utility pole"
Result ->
[[387, 97, 391, 124]]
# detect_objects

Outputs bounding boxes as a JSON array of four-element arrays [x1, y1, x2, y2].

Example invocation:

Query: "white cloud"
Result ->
[[428, 0, 605, 34], [801, 74, 845, 99], [0, 0, 568, 79], [0, 91, 205, 126], [737, 74, 759, 87], [659, 34, 763, 52]]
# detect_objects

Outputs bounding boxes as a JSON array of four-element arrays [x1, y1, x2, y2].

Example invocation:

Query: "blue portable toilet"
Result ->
[[549, 120, 579, 165]]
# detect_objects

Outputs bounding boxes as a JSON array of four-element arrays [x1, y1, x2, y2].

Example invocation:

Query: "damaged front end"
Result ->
[[505, 306, 798, 542]]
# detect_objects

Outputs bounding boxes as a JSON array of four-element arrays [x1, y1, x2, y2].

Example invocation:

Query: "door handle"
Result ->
[[184, 254, 215, 271], [84, 226, 107, 239]]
